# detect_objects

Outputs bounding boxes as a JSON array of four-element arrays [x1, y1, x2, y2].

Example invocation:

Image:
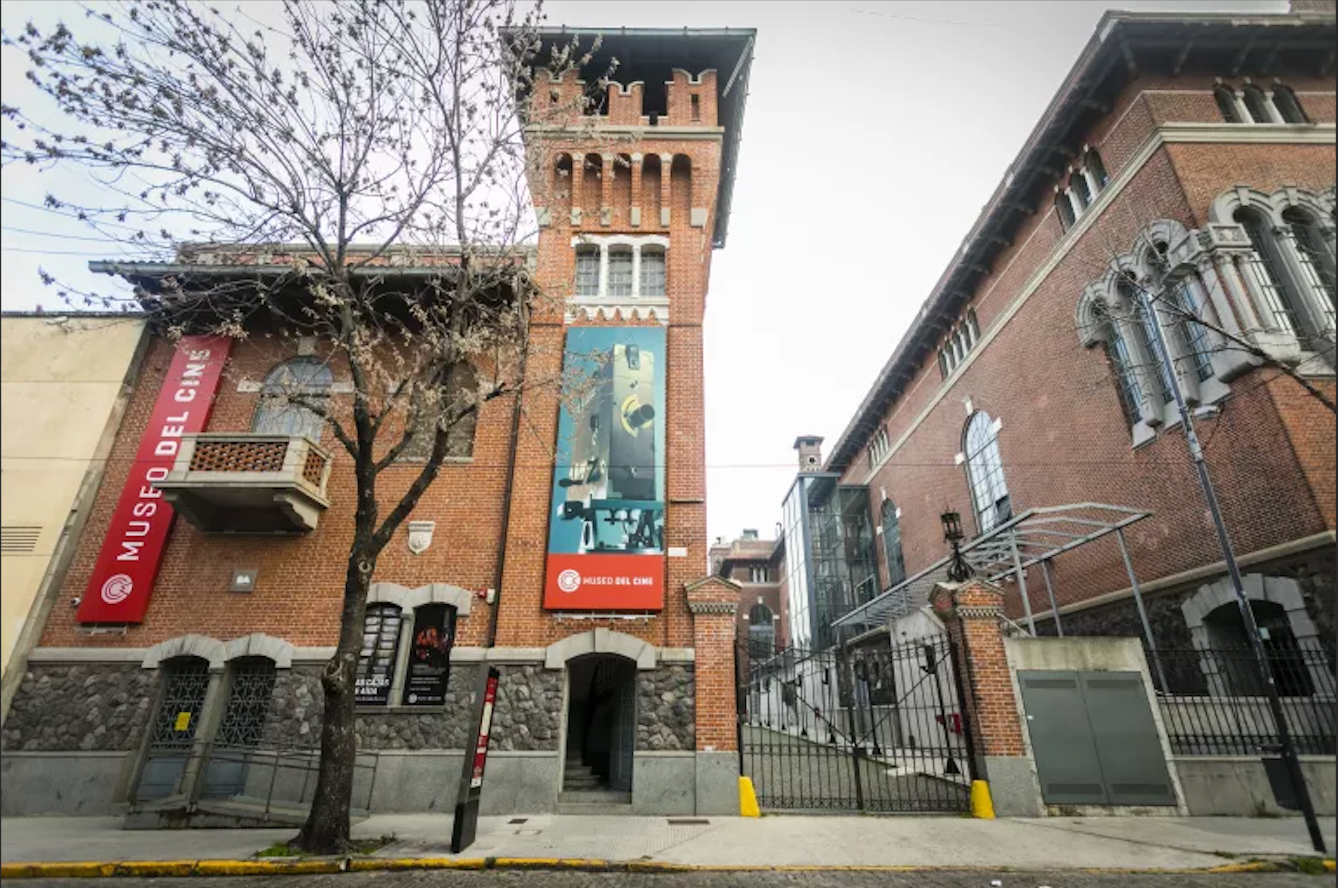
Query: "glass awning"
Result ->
[[832, 502, 1153, 633]]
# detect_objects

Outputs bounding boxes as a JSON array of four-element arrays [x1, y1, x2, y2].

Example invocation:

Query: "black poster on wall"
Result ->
[[402, 603, 456, 706], [355, 606, 403, 706]]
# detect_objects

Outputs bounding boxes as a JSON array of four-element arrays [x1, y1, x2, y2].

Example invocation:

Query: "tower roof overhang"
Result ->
[[523, 27, 756, 249]]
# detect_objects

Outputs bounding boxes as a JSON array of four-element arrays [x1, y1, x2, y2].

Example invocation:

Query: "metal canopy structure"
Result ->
[[833, 503, 1153, 636]]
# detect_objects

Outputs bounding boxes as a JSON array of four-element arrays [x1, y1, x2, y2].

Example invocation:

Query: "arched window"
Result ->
[[1086, 149, 1109, 190], [963, 412, 1011, 534], [880, 499, 906, 589], [1055, 191, 1076, 232], [1096, 300, 1145, 424], [1071, 172, 1093, 210], [1240, 84, 1273, 124], [1271, 85, 1308, 124], [747, 603, 775, 658], [1235, 207, 1302, 336], [253, 357, 333, 440], [1214, 85, 1242, 123], [1168, 278, 1215, 383], [1121, 279, 1174, 404], [1282, 207, 1336, 311]]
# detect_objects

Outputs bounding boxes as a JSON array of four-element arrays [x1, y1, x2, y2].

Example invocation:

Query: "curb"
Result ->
[[2, 857, 1334, 878]]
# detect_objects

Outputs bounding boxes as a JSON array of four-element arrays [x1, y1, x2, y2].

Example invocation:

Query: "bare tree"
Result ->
[[2, 0, 612, 852], [1083, 207, 1336, 419]]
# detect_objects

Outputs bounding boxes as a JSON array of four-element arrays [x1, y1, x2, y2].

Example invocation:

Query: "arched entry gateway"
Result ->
[[564, 655, 637, 795], [546, 629, 656, 803]]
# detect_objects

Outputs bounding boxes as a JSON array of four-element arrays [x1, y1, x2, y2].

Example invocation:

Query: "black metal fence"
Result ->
[[1153, 642, 1336, 756], [736, 633, 974, 813]]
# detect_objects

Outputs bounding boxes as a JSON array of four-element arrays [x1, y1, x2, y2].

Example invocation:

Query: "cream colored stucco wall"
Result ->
[[0, 315, 145, 675]]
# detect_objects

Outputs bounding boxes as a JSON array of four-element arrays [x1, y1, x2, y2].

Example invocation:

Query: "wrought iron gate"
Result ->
[[137, 658, 211, 799], [737, 633, 974, 813]]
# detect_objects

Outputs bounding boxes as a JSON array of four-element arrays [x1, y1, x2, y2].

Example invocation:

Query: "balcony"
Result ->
[[155, 434, 332, 533]]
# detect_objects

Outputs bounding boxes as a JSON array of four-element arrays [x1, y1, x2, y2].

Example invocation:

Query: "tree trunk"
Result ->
[[294, 550, 375, 854]]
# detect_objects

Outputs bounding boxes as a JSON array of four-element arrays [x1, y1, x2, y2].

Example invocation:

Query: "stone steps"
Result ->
[[556, 789, 632, 814]]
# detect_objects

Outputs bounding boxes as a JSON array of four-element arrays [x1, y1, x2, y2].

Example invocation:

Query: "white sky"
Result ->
[[0, 0, 1286, 548]]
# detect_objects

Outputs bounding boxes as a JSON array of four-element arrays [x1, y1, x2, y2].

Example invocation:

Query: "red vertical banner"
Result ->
[[470, 671, 500, 788], [76, 336, 231, 624]]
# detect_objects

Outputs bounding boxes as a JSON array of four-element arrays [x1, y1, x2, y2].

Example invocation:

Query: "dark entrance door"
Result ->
[[137, 657, 211, 800], [565, 655, 636, 795]]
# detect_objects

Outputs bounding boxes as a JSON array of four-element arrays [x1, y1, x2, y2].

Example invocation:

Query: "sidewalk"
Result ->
[[1, 813, 1334, 872]]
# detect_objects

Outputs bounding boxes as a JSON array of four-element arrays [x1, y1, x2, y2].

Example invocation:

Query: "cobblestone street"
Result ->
[[17, 871, 1324, 888]]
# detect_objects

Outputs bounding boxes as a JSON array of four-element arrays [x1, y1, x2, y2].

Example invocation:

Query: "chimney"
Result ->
[[793, 435, 825, 473]]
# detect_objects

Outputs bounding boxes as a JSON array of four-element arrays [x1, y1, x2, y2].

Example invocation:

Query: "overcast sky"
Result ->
[[0, 0, 1286, 549]]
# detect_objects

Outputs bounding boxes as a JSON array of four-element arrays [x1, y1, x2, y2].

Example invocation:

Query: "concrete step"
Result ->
[[558, 789, 631, 806], [563, 778, 605, 791], [556, 800, 634, 815]]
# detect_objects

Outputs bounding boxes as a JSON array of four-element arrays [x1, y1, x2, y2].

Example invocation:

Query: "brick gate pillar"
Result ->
[[930, 579, 1040, 817], [685, 575, 742, 815]]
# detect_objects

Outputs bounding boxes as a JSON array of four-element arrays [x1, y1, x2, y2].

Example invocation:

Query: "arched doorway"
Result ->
[[1203, 600, 1314, 697], [564, 654, 637, 796]]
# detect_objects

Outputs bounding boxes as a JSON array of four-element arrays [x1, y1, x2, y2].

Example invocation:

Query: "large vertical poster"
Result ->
[[543, 326, 666, 611], [402, 604, 456, 706]]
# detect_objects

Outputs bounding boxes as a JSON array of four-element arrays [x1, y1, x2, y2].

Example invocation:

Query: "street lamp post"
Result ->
[[1132, 284, 1325, 854], [941, 510, 973, 583]]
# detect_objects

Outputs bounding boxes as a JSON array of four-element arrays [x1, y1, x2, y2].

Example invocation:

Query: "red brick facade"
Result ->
[[38, 57, 733, 657], [828, 14, 1336, 639]]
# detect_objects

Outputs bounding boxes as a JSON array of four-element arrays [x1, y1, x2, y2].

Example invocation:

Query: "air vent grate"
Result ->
[[1, 526, 41, 554]]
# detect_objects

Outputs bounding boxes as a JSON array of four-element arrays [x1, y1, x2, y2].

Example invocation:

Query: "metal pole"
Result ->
[[1115, 527, 1170, 695], [1040, 560, 1063, 636], [1008, 530, 1036, 633], [1133, 287, 1325, 853]]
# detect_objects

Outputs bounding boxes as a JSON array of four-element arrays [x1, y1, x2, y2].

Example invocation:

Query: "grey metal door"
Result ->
[[608, 664, 636, 792], [1018, 670, 1175, 807], [137, 659, 211, 800]]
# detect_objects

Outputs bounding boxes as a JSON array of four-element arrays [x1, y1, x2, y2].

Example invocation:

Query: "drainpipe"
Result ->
[[485, 304, 531, 648]]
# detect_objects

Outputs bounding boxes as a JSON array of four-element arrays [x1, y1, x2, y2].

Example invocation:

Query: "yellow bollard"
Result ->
[[738, 776, 761, 817], [970, 779, 996, 819]]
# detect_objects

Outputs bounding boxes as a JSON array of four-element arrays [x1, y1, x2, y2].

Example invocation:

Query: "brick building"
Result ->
[[709, 529, 786, 661], [0, 27, 756, 820], [807, 6, 1335, 675]]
